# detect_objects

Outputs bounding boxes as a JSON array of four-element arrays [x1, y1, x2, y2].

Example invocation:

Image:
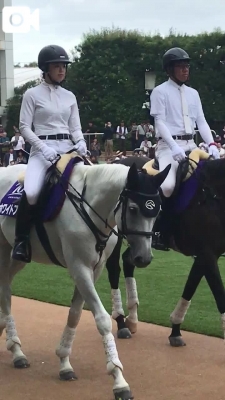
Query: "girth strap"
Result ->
[[35, 220, 64, 267]]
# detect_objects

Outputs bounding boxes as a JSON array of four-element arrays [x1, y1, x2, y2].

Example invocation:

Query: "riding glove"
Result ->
[[42, 145, 58, 162], [208, 144, 220, 159], [74, 139, 87, 156], [171, 143, 186, 163]]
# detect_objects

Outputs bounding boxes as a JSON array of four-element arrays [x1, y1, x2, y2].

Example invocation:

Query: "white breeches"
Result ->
[[25, 139, 74, 205], [155, 139, 197, 198]]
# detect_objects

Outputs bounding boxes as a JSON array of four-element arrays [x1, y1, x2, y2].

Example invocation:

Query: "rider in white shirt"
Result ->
[[150, 47, 220, 248], [12, 45, 87, 263], [150, 47, 219, 197]]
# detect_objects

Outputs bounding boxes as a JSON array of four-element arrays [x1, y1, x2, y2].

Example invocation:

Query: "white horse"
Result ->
[[0, 158, 170, 399]]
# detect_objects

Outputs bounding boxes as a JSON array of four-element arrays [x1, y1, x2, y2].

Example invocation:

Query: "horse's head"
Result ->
[[115, 162, 171, 268]]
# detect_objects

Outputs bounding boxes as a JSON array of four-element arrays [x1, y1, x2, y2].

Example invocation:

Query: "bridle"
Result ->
[[56, 165, 161, 258], [114, 188, 161, 238]]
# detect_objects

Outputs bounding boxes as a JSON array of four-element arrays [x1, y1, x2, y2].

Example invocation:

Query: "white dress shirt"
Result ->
[[11, 135, 25, 150], [140, 140, 152, 153], [150, 78, 213, 145], [19, 81, 83, 149], [116, 126, 128, 139]]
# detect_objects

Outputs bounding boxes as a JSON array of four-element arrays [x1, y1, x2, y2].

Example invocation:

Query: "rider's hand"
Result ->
[[171, 143, 186, 163], [73, 139, 87, 156], [42, 145, 58, 162], [208, 144, 220, 159]]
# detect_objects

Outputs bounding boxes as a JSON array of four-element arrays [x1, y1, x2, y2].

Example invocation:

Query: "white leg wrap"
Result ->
[[111, 289, 125, 319], [125, 277, 139, 309], [56, 325, 76, 358], [170, 298, 191, 325], [5, 315, 21, 350], [103, 333, 123, 374], [221, 313, 225, 339]]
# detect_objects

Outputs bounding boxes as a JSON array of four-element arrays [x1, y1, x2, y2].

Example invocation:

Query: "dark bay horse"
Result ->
[[106, 153, 225, 348]]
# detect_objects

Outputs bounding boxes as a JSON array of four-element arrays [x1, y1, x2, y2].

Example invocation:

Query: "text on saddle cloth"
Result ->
[[0, 153, 84, 221]]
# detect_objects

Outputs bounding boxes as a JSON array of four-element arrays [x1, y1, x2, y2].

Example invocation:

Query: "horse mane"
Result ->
[[201, 158, 225, 181], [82, 163, 129, 190]]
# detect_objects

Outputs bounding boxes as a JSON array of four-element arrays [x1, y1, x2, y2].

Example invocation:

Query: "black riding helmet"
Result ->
[[38, 45, 71, 85], [162, 47, 191, 85]]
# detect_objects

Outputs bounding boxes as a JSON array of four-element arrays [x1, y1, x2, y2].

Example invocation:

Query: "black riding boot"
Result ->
[[12, 192, 35, 263], [152, 211, 170, 251], [152, 191, 171, 251]]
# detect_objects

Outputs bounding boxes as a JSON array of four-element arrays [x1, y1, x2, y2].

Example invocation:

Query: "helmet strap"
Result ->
[[46, 72, 61, 86], [44, 64, 68, 86]]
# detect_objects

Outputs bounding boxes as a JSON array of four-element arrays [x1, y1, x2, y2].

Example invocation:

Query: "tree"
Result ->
[[65, 28, 151, 130], [66, 28, 225, 130], [5, 29, 225, 137], [5, 81, 38, 136], [24, 62, 38, 67]]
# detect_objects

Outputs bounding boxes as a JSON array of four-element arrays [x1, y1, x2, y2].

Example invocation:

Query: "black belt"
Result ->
[[158, 134, 193, 141], [39, 134, 71, 140]]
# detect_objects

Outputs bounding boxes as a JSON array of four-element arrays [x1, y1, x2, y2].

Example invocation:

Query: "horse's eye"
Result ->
[[129, 206, 138, 215]]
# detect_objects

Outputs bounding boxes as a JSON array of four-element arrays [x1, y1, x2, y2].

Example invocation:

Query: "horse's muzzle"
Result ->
[[134, 254, 153, 268]]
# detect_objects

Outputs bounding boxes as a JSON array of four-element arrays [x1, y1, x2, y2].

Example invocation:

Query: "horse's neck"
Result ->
[[82, 164, 128, 235]]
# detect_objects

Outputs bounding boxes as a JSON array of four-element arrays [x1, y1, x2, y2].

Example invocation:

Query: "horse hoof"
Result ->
[[14, 358, 30, 368], [113, 387, 134, 400], [117, 328, 132, 339], [59, 370, 77, 381], [169, 336, 186, 347], [125, 318, 137, 334]]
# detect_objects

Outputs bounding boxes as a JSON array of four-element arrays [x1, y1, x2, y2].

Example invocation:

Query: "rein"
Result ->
[[53, 158, 160, 260]]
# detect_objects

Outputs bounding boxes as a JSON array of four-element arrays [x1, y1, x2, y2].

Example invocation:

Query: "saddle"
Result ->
[[143, 148, 211, 251], [143, 148, 210, 198], [17, 151, 85, 185], [0, 151, 92, 222]]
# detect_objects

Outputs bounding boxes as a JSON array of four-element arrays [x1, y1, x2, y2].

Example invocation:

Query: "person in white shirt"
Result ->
[[116, 121, 128, 151], [12, 44, 87, 263], [11, 131, 25, 155], [150, 47, 219, 199], [140, 137, 152, 156], [217, 143, 225, 158]]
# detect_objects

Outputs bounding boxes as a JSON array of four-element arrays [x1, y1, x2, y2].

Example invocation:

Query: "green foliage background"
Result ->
[[5, 29, 225, 136]]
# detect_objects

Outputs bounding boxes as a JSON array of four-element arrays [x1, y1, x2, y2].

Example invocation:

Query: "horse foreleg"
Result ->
[[0, 241, 29, 368], [203, 257, 225, 343], [106, 238, 131, 339], [123, 248, 138, 334], [74, 265, 133, 400], [169, 256, 204, 347], [56, 286, 84, 380]]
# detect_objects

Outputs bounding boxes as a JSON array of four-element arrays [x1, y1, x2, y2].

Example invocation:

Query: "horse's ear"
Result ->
[[127, 163, 139, 190], [152, 164, 171, 189]]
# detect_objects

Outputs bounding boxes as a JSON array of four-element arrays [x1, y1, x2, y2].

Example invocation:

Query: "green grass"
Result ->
[[11, 247, 225, 338]]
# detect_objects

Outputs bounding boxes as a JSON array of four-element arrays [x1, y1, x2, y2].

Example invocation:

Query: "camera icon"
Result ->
[[2, 7, 39, 33]]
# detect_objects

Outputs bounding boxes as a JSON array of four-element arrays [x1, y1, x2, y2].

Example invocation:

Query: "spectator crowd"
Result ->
[[1, 120, 225, 167]]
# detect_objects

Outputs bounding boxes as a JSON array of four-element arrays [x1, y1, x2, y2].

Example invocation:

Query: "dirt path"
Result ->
[[0, 296, 224, 400]]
